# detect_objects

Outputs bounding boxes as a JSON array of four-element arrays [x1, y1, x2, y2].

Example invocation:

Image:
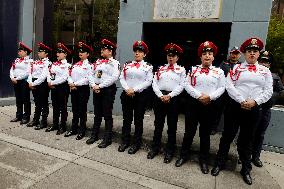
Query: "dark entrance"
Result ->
[[142, 22, 232, 72]]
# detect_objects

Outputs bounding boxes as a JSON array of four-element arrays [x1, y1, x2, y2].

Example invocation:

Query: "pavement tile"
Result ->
[[29, 163, 148, 189]]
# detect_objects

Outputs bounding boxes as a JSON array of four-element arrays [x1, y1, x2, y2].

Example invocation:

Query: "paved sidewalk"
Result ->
[[0, 105, 283, 189]]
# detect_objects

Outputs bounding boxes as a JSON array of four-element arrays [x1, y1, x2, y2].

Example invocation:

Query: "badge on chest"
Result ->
[[96, 70, 102, 78], [50, 73, 56, 81]]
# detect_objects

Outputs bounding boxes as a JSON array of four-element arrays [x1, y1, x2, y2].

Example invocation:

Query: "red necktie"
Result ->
[[100, 59, 109, 64], [19, 57, 24, 62], [247, 65, 256, 72], [200, 68, 209, 75], [167, 64, 175, 71]]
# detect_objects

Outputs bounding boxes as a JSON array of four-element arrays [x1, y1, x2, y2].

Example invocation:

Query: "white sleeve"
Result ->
[[254, 70, 273, 105], [168, 69, 186, 97], [88, 64, 96, 87], [119, 64, 129, 91], [98, 61, 120, 88], [152, 73, 163, 97], [226, 74, 245, 103], [27, 63, 32, 84], [133, 66, 153, 92], [209, 70, 226, 100], [184, 74, 202, 99]]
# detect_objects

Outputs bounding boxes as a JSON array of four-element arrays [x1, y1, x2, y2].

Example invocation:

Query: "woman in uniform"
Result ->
[[147, 43, 186, 164], [86, 39, 120, 148], [175, 41, 225, 174], [10, 42, 33, 124], [118, 40, 153, 154], [27, 42, 52, 130], [64, 42, 92, 140], [45, 43, 71, 135], [211, 38, 273, 185]]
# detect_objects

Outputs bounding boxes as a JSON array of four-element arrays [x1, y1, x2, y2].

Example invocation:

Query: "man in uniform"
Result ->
[[252, 51, 284, 167], [211, 46, 242, 135]]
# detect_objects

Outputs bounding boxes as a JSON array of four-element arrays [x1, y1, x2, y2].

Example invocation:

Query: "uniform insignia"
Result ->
[[204, 41, 209, 46], [263, 51, 269, 56], [96, 70, 102, 78], [251, 38, 257, 44]]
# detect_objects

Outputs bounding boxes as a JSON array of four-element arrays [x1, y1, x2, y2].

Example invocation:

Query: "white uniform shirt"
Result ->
[[184, 65, 226, 100], [27, 57, 51, 86], [226, 61, 273, 105], [68, 59, 91, 86], [152, 63, 186, 97], [10, 56, 33, 80], [47, 59, 71, 85], [120, 60, 153, 93], [89, 57, 120, 88]]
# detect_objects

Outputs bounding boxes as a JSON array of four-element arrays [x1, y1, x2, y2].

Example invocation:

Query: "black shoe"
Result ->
[[147, 150, 159, 159], [20, 119, 30, 125], [128, 145, 140, 154], [211, 165, 222, 176], [252, 158, 263, 167], [200, 162, 209, 174], [118, 143, 129, 152], [164, 153, 173, 164], [86, 136, 99, 145], [241, 172, 252, 185], [34, 124, 46, 130], [98, 140, 112, 148], [45, 125, 58, 132], [26, 121, 39, 127], [56, 128, 66, 135], [175, 157, 187, 167], [64, 130, 77, 137], [10, 117, 21, 122], [76, 133, 85, 140]]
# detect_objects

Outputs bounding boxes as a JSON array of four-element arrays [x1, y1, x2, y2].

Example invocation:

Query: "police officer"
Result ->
[[64, 42, 92, 140], [10, 42, 33, 124], [210, 46, 242, 135], [118, 41, 153, 154], [147, 43, 186, 164], [45, 43, 71, 135], [252, 51, 284, 167], [86, 39, 120, 148], [27, 43, 52, 130], [211, 38, 273, 185], [175, 41, 225, 174], [219, 46, 242, 76]]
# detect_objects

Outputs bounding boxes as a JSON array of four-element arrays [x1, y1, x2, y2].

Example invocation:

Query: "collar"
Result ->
[[60, 59, 67, 64], [166, 63, 177, 67], [243, 61, 258, 67], [199, 64, 213, 69]]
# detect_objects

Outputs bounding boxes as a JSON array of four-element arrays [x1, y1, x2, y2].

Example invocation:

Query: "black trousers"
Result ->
[[70, 85, 90, 134], [180, 95, 216, 161], [31, 79, 49, 122], [252, 106, 271, 159], [120, 89, 149, 146], [13, 79, 31, 120], [92, 84, 116, 141], [210, 91, 229, 132], [50, 82, 69, 126], [151, 95, 178, 155], [216, 99, 260, 174]]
